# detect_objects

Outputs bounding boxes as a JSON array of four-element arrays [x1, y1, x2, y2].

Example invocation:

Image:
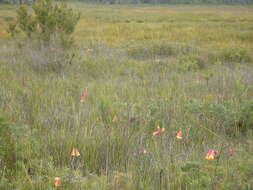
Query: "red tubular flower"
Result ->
[[140, 148, 147, 154], [205, 150, 219, 160], [71, 148, 80, 157], [80, 92, 88, 102], [229, 147, 235, 156], [55, 177, 61, 187], [112, 115, 117, 122], [176, 129, 183, 139], [152, 126, 165, 136]]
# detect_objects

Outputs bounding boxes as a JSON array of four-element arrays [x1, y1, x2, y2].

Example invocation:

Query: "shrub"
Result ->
[[126, 42, 197, 60], [7, 0, 79, 73], [8, 0, 80, 48], [185, 100, 253, 136], [180, 162, 212, 189], [176, 55, 205, 72], [218, 48, 252, 64]]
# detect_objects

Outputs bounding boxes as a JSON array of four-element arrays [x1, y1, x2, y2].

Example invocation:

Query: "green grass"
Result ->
[[0, 3, 253, 190]]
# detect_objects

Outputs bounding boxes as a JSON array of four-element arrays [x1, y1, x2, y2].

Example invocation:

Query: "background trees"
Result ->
[[1, 0, 252, 4]]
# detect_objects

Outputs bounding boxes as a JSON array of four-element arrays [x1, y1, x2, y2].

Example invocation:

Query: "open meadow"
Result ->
[[0, 3, 253, 189]]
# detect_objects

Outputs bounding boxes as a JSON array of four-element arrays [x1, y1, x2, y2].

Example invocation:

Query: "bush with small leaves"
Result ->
[[8, 0, 80, 48]]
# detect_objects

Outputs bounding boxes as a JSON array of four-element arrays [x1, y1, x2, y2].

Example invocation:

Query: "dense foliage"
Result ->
[[1, 0, 253, 4], [8, 0, 80, 47], [79, 0, 253, 4]]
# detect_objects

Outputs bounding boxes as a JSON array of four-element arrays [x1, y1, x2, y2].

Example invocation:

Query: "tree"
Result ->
[[8, 0, 80, 48]]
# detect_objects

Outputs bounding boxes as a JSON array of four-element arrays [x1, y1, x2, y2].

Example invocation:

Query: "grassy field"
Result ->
[[0, 3, 253, 190]]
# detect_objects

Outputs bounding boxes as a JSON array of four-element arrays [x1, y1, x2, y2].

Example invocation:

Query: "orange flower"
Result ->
[[205, 150, 219, 160], [152, 126, 165, 136], [140, 148, 147, 154], [55, 177, 61, 187], [80, 92, 88, 102], [87, 48, 93, 53], [71, 148, 80, 157], [228, 147, 235, 156], [176, 129, 183, 139], [112, 115, 117, 122], [155, 59, 160, 63]]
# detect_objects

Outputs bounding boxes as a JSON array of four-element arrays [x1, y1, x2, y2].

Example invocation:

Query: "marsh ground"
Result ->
[[0, 3, 253, 189]]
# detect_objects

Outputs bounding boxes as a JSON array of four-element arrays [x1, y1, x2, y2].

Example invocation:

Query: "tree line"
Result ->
[[1, 0, 252, 5], [87, 0, 253, 3]]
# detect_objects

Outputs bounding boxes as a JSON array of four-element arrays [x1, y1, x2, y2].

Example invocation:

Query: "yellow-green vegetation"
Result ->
[[0, 3, 253, 190]]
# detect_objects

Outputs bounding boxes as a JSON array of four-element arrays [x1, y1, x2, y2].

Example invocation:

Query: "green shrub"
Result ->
[[185, 100, 253, 136], [126, 43, 176, 59], [6, 0, 79, 73], [176, 55, 205, 72], [126, 42, 197, 59], [180, 162, 212, 190], [181, 162, 200, 172], [218, 48, 252, 63], [8, 0, 80, 48]]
